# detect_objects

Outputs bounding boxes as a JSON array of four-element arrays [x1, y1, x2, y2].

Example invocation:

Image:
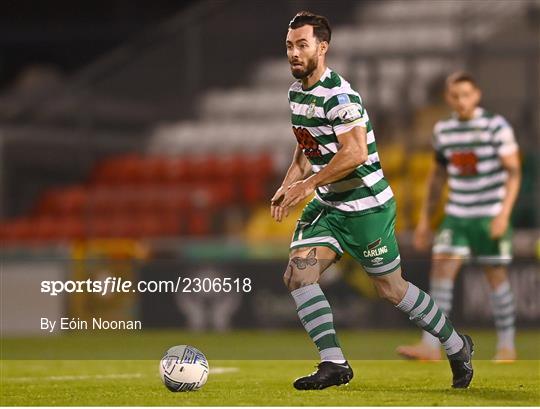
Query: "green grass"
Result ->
[[2, 329, 539, 360], [1, 330, 539, 406]]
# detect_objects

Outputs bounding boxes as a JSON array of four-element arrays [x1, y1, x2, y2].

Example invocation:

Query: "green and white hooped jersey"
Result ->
[[433, 107, 518, 218], [288, 68, 394, 215]]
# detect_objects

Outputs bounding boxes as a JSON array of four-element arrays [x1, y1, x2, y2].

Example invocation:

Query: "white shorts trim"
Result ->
[[363, 256, 401, 275], [432, 244, 470, 257], [476, 255, 513, 265], [290, 236, 343, 254]]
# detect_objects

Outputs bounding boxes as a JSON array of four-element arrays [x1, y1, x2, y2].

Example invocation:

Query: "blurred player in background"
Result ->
[[271, 12, 474, 390], [397, 72, 521, 363]]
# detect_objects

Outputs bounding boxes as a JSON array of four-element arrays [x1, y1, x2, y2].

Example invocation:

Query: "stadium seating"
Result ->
[[1, 0, 534, 245], [0, 152, 278, 244]]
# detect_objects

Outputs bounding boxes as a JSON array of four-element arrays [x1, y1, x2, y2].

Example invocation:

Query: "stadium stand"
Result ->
[[0, 0, 538, 245]]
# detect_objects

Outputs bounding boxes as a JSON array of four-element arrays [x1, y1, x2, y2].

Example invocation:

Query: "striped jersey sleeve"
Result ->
[[491, 116, 518, 156], [324, 90, 367, 135]]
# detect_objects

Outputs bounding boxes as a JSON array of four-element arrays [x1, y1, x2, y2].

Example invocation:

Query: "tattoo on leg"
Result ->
[[290, 248, 318, 270]]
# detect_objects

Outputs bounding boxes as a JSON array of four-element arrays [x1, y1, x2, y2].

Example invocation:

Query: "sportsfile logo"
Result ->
[[363, 238, 388, 258]]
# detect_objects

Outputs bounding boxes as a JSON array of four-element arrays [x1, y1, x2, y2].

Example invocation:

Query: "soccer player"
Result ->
[[397, 72, 521, 363], [271, 11, 474, 390]]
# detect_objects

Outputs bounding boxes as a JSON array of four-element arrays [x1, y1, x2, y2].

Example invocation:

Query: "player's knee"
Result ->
[[484, 265, 509, 289], [432, 256, 462, 279], [283, 263, 294, 289], [373, 278, 404, 305], [283, 263, 317, 291], [374, 281, 393, 302]]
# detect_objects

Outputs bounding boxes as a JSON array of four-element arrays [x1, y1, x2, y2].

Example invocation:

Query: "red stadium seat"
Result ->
[[220, 153, 247, 181], [0, 218, 33, 242], [162, 156, 192, 184], [40, 186, 88, 217], [133, 156, 167, 185], [63, 217, 85, 240], [108, 216, 138, 238], [90, 153, 142, 185], [87, 216, 114, 238], [212, 183, 235, 206], [191, 154, 221, 184], [86, 187, 117, 215], [247, 152, 274, 180], [137, 214, 163, 238], [32, 216, 61, 241], [130, 186, 162, 215], [161, 187, 192, 213], [242, 178, 267, 205], [159, 212, 182, 236], [186, 210, 211, 236]]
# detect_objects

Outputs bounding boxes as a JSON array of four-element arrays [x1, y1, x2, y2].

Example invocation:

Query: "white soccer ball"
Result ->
[[159, 345, 209, 392]]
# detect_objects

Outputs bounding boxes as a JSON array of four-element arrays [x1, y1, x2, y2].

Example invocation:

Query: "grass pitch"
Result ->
[[1, 330, 539, 406]]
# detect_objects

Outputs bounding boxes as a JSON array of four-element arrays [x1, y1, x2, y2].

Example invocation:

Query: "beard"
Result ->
[[290, 55, 318, 79]]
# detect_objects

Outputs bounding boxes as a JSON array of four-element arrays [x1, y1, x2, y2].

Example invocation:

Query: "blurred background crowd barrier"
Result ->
[[1, 0, 539, 334]]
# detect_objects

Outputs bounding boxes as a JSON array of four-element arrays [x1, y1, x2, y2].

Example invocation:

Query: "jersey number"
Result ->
[[292, 127, 322, 158], [451, 151, 478, 176]]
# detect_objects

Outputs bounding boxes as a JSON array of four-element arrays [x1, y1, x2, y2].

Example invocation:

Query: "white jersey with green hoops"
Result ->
[[288, 67, 394, 214], [433, 107, 518, 218]]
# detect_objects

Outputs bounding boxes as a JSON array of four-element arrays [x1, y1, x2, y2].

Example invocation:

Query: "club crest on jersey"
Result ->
[[306, 100, 316, 119]]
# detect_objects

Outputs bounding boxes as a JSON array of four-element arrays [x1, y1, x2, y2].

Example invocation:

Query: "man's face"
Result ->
[[286, 25, 321, 79], [445, 81, 481, 119]]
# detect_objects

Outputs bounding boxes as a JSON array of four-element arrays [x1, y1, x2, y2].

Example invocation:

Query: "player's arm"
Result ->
[[271, 144, 312, 222], [280, 125, 367, 209], [413, 155, 448, 251], [491, 151, 521, 238], [307, 126, 367, 186], [285, 143, 313, 182]]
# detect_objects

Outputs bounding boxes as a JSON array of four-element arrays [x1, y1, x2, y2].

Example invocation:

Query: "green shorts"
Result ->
[[290, 198, 401, 276], [433, 215, 512, 265]]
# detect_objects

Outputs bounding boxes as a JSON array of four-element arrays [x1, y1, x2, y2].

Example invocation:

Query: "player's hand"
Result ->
[[413, 219, 433, 252], [490, 213, 509, 239], [280, 179, 315, 210], [270, 186, 289, 222]]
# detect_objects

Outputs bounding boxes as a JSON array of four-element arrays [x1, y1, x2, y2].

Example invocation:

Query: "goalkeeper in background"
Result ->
[[397, 71, 521, 362]]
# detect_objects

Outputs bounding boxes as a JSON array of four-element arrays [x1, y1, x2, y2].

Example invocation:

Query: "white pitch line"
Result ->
[[5, 367, 238, 382], [210, 367, 239, 374], [5, 373, 143, 382]]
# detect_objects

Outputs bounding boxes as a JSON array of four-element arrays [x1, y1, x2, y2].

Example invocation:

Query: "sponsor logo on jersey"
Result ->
[[306, 99, 316, 119], [364, 246, 388, 258], [371, 256, 384, 265], [435, 229, 452, 246], [337, 94, 350, 104], [364, 238, 387, 257], [338, 104, 361, 123], [367, 238, 382, 250]]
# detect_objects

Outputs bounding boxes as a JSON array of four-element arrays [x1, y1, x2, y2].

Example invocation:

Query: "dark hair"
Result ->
[[289, 11, 331, 43], [446, 71, 479, 89]]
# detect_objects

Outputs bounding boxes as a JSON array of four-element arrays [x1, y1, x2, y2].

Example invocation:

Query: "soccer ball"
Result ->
[[159, 345, 209, 392]]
